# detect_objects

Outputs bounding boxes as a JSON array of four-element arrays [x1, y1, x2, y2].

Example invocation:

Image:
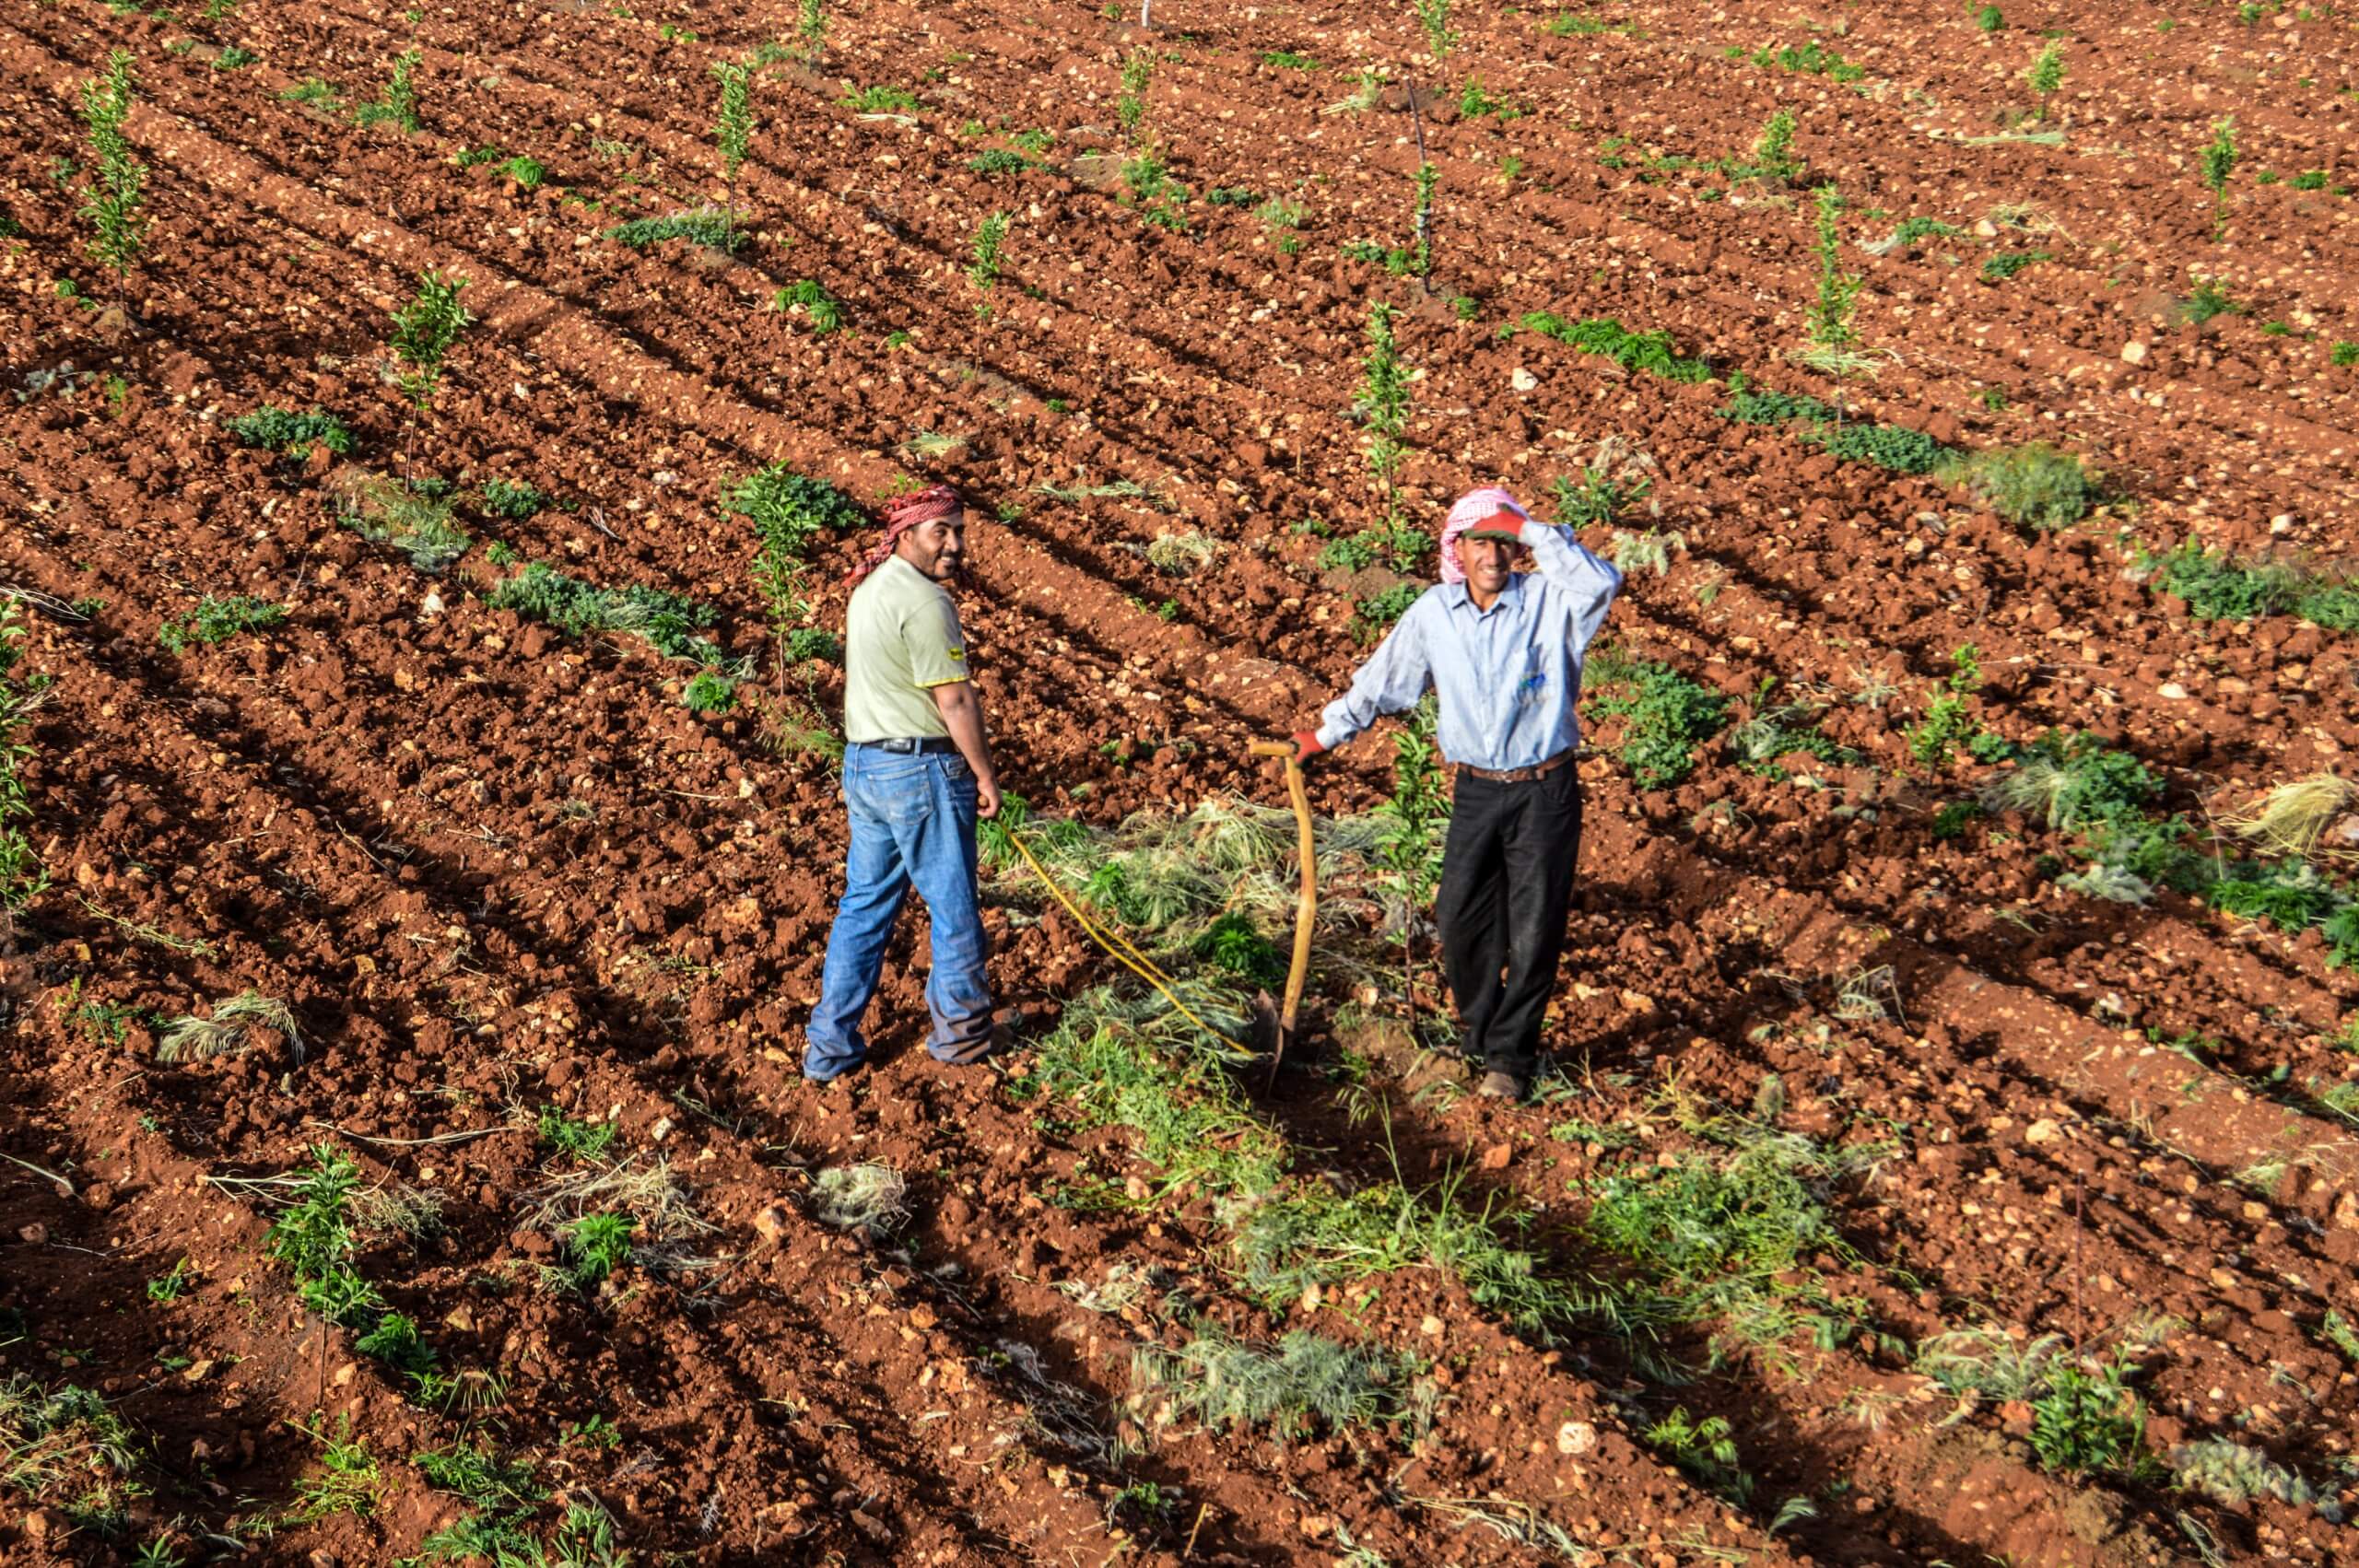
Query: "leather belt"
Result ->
[[1461, 748, 1576, 784], [858, 736, 957, 755]]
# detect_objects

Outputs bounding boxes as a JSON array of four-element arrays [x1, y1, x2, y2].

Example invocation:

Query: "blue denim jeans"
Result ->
[[804, 745, 993, 1081]]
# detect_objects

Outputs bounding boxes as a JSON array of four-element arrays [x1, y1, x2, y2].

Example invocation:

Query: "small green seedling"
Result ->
[[2028, 41, 2064, 120], [969, 211, 1008, 314], [711, 60, 756, 244], [2201, 117, 2237, 237]]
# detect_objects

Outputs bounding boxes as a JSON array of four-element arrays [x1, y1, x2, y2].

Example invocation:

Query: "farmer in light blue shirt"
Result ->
[[1289, 486, 1621, 1099]]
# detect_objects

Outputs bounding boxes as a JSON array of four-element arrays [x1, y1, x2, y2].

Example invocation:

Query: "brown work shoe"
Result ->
[[1475, 1071, 1525, 1101]]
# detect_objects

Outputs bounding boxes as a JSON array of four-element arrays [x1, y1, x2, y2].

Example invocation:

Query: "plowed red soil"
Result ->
[[4, 0, 2357, 1562]]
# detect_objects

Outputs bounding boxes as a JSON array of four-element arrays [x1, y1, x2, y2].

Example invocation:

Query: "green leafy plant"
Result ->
[[1647, 1409, 1751, 1503], [711, 60, 756, 245], [267, 1144, 384, 1327], [1357, 301, 1411, 531], [561, 1211, 635, 1289], [158, 595, 285, 653], [968, 147, 1037, 176], [77, 50, 148, 299], [486, 562, 724, 664], [1519, 312, 1711, 381], [478, 477, 547, 520], [2028, 41, 2064, 119], [1378, 697, 1447, 1015], [214, 45, 257, 70], [389, 269, 473, 410], [1980, 248, 2049, 283], [1791, 186, 1883, 424], [1117, 50, 1154, 135], [2140, 539, 2359, 632], [727, 466, 862, 663], [1414, 0, 1457, 62], [537, 1106, 617, 1163], [2177, 275, 2239, 324], [1976, 4, 2004, 29], [798, 0, 826, 48], [606, 207, 741, 252], [773, 277, 843, 333], [2330, 340, 2357, 368], [682, 671, 736, 713], [1261, 50, 1320, 69], [1355, 583, 1421, 634], [1739, 109, 1800, 183], [2201, 116, 2237, 237], [1584, 647, 1730, 789], [969, 210, 1009, 313], [839, 83, 920, 113], [229, 404, 353, 462], [354, 48, 422, 133], [2029, 1359, 2149, 1476]]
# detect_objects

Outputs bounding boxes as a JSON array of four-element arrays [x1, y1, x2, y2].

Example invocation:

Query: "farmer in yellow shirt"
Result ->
[[804, 486, 1003, 1082]]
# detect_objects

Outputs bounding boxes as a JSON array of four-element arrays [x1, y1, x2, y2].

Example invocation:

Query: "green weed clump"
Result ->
[[486, 563, 723, 665], [267, 1144, 380, 1326], [1979, 248, 2049, 284], [1978, 731, 2162, 833], [968, 147, 1038, 177], [229, 404, 353, 461], [1520, 312, 1713, 382], [728, 466, 861, 657], [1355, 582, 1421, 634], [1951, 441, 2094, 531], [1583, 647, 1730, 788], [1718, 389, 1951, 474], [2140, 539, 2359, 632], [158, 595, 285, 653], [1190, 910, 1285, 989], [772, 277, 843, 333], [1586, 1111, 1885, 1354], [1358, 301, 1411, 531], [1130, 1325, 1431, 1440], [1741, 40, 1867, 82], [605, 208, 742, 252], [2029, 1359, 2151, 1477], [968, 210, 1009, 307], [1647, 1408, 1751, 1504], [2201, 116, 2237, 236]]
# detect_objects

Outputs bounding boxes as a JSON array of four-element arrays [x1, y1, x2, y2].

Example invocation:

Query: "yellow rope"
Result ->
[[1004, 829, 1247, 1053]]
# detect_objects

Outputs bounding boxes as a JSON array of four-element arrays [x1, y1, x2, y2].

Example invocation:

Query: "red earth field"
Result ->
[[3, 0, 2358, 1562]]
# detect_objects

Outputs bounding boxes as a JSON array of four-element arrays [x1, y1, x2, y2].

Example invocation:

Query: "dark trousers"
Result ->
[[1436, 765, 1583, 1079]]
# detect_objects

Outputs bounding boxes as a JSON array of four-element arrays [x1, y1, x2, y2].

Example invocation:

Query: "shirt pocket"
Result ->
[[1512, 647, 1552, 710]]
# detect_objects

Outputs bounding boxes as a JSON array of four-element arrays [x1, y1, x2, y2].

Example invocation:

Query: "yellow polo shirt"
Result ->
[[842, 556, 970, 743]]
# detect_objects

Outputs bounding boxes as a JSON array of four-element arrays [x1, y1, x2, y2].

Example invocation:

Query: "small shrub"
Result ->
[[2177, 276, 2240, 324], [1976, 4, 2004, 29], [773, 277, 843, 333], [229, 404, 353, 461], [77, 50, 148, 287], [352, 48, 422, 133], [389, 269, 472, 410], [1953, 442, 2093, 532], [561, 1211, 635, 1288], [2331, 340, 2358, 368], [968, 147, 1036, 176], [536, 1106, 617, 1162], [158, 596, 285, 653], [1355, 582, 1421, 631], [2029, 1360, 2148, 1476]]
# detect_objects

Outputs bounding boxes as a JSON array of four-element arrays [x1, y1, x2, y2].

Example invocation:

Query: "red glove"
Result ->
[[1293, 730, 1326, 760]]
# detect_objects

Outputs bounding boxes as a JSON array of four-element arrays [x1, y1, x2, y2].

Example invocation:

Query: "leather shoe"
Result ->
[[1475, 1071, 1524, 1100]]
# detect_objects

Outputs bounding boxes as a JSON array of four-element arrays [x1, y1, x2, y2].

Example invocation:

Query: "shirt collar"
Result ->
[[1446, 574, 1524, 616]]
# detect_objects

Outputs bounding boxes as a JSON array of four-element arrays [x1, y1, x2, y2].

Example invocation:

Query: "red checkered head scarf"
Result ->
[[1439, 486, 1529, 585], [847, 483, 965, 585]]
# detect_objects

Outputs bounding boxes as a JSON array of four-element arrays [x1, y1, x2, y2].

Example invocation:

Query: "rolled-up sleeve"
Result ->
[[1522, 523, 1622, 656], [1315, 600, 1435, 752]]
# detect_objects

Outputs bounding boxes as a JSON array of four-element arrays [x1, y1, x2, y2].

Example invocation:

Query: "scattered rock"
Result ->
[[1509, 367, 1539, 392], [17, 1223, 47, 1245], [2119, 340, 2148, 365], [1479, 1141, 1513, 1171], [752, 1203, 792, 1247], [1556, 1420, 1598, 1456], [850, 1509, 893, 1546], [2024, 1118, 2060, 1146]]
